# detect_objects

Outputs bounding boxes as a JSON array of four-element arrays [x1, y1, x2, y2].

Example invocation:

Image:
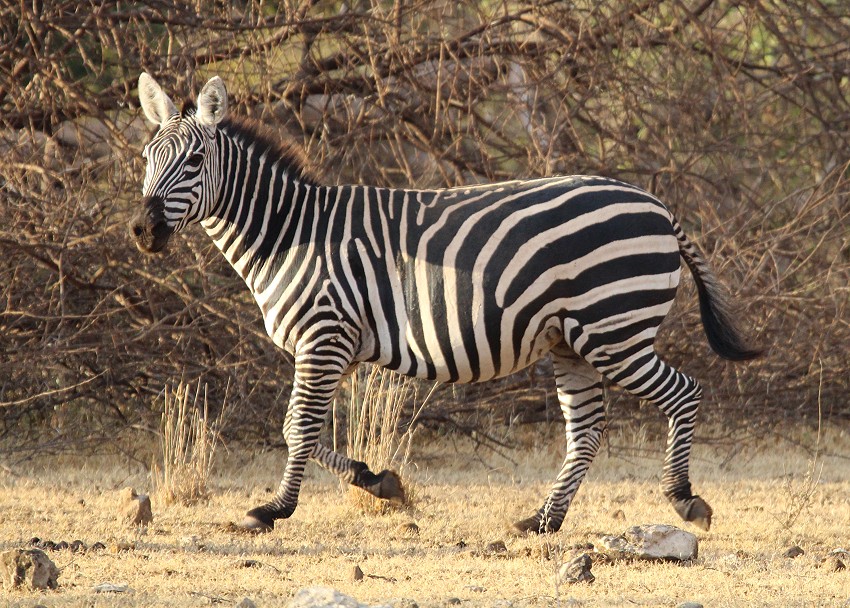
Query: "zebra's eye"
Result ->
[[186, 153, 204, 168]]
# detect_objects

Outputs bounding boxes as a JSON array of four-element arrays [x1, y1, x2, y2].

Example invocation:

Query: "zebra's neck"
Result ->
[[200, 125, 333, 342]]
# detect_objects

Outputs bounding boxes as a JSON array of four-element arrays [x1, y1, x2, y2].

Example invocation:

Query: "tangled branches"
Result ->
[[1, 1, 848, 456]]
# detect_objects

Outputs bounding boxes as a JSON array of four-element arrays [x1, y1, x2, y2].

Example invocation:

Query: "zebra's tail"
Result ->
[[673, 219, 762, 361]]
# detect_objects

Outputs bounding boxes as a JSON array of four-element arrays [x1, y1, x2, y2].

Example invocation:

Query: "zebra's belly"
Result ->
[[363, 309, 567, 384]]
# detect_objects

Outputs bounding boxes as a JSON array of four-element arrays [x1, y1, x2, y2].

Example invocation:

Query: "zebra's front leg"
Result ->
[[310, 443, 406, 503], [514, 351, 605, 534], [241, 348, 351, 532]]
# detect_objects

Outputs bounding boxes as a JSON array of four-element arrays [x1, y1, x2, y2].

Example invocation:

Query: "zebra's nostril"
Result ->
[[131, 224, 143, 237]]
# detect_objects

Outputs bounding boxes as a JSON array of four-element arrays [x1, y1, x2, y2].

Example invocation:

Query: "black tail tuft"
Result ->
[[674, 219, 762, 361], [692, 274, 763, 361]]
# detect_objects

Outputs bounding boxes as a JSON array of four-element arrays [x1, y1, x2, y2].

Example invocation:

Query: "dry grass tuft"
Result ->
[[152, 381, 227, 506], [343, 366, 434, 514], [774, 367, 825, 532]]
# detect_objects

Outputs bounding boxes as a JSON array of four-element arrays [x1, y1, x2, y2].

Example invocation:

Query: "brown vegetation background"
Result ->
[[1, 0, 848, 459]]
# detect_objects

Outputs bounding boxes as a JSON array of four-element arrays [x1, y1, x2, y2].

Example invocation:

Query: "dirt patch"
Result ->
[[0, 430, 848, 607]]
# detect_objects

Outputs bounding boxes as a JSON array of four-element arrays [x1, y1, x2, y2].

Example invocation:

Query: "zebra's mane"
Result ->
[[215, 111, 320, 185]]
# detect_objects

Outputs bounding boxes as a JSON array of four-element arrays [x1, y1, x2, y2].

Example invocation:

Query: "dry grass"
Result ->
[[343, 366, 434, 513], [0, 424, 848, 607], [152, 381, 227, 506]]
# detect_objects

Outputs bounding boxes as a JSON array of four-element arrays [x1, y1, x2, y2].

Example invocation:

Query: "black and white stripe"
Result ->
[[131, 74, 759, 534]]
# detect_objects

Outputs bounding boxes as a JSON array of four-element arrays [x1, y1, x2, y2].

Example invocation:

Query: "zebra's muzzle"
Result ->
[[129, 196, 172, 254]]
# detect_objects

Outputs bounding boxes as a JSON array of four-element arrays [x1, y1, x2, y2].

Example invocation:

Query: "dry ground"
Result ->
[[1, 424, 849, 608]]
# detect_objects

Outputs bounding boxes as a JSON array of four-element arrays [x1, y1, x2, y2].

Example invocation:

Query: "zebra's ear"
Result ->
[[196, 76, 228, 127], [138, 73, 177, 126]]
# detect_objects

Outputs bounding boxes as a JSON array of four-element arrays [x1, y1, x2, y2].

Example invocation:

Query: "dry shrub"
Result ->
[[1, 1, 849, 457], [153, 381, 227, 506], [343, 366, 434, 513]]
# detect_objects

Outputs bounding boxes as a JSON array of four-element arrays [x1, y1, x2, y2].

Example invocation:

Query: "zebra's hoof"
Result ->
[[512, 515, 558, 535], [239, 508, 275, 533], [373, 470, 406, 504], [673, 495, 713, 531]]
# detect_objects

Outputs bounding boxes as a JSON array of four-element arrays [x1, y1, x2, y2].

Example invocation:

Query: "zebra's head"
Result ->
[[129, 73, 227, 253]]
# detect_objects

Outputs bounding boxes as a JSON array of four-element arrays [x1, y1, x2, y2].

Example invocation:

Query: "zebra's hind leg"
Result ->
[[602, 352, 712, 531], [514, 349, 605, 534], [311, 443, 406, 503]]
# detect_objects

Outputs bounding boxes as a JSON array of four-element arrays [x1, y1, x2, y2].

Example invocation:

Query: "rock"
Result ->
[[180, 535, 205, 551], [236, 598, 257, 608], [352, 564, 364, 581], [288, 587, 369, 608], [109, 540, 136, 553], [783, 545, 804, 558], [484, 540, 507, 555], [93, 582, 130, 593], [444, 599, 462, 606], [611, 509, 625, 520], [822, 549, 849, 572], [119, 487, 153, 525], [597, 524, 698, 562], [385, 599, 418, 608], [677, 603, 703, 608], [70, 540, 86, 553], [0, 548, 60, 590], [553, 553, 594, 585], [396, 522, 419, 537]]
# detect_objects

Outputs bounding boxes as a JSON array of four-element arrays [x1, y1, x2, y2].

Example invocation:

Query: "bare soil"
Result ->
[[1, 426, 848, 607]]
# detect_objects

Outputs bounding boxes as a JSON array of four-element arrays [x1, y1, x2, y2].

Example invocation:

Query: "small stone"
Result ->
[[120, 487, 153, 525], [822, 549, 849, 572], [783, 545, 804, 558], [90, 542, 107, 551], [597, 524, 698, 562], [70, 540, 86, 553], [385, 599, 418, 608], [464, 585, 485, 593], [288, 587, 369, 608], [110, 540, 135, 553], [611, 509, 625, 520], [445, 598, 462, 606], [180, 535, 205, 551], [55, 541, 69, 551], [553, 553, 594, 585], [0, 548, 60, 590], [236, 598, 257, 608], [352, 564, 364, 581], [396, 522, 419, 537], [485, 540, 507, 555], [677, 603, 703, 608], [93, 582, 130, 593]]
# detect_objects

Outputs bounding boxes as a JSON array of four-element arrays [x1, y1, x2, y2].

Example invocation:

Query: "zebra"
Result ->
[[130, 73, 760, 534]]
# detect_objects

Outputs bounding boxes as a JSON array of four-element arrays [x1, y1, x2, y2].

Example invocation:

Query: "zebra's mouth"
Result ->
[[129, 196, 172, 254]]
